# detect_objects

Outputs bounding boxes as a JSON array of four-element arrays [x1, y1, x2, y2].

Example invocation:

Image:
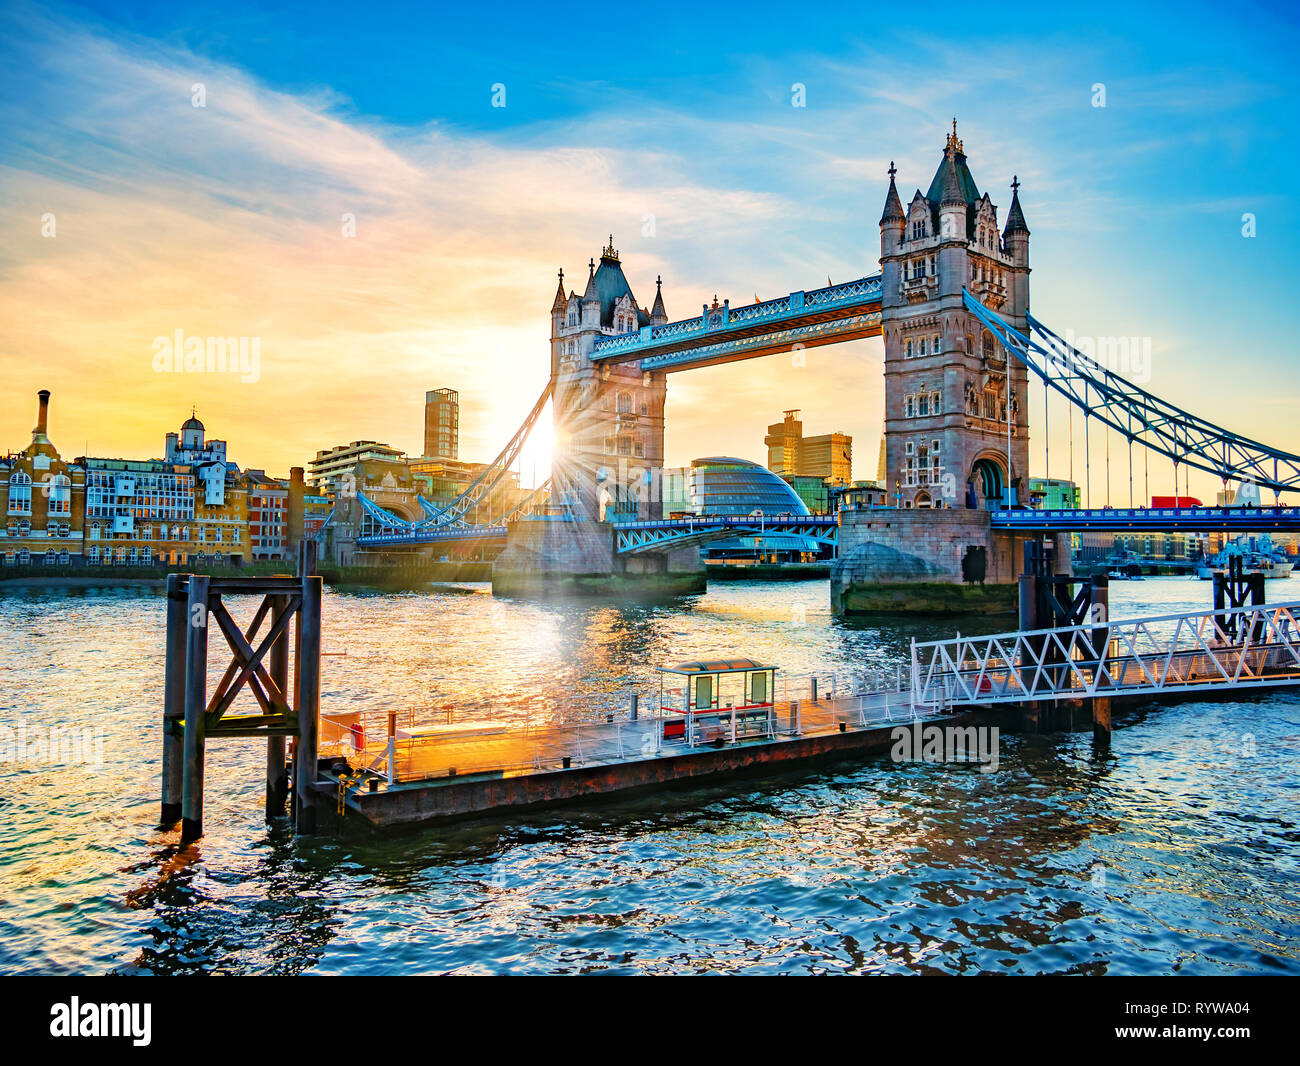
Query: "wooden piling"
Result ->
[[180, 574, 210, 843], [160, 573, 187, 826], [294, 572, 322, 834], [1092, 695, 1112, 746], [265, 593, 290, 820]]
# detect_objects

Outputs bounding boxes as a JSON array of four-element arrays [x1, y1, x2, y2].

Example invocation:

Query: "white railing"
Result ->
[[910, 601, 1300, 706]]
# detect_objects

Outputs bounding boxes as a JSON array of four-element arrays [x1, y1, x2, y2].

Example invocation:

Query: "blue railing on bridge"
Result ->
[[359, 525, 508, 546], [991, 505, 1300, 531], [590, 275, 883, 363], [613, 514, 838, 532]]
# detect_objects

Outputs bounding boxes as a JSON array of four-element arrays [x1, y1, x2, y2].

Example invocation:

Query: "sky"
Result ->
[[1, 0, 1298, 503]]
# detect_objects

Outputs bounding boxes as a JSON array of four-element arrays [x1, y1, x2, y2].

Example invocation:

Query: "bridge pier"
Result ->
[[832, 508, 1069, 615]]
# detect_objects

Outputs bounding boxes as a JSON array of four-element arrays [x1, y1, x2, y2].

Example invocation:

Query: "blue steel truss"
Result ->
[[590, 276, 883, 371], [613, 515, 838, 554], [992, 505, 1300, 533], [360, 524, 509, 548], [355, 514, 839, 553], [965, 291, 1300, 495]]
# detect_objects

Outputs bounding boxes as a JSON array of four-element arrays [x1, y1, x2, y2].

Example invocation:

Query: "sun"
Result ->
[[515, 399, 553, 490]]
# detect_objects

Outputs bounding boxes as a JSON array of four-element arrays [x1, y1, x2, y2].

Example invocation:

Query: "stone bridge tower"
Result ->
[[879, 121, 1031, 511], [549, 238, 668, 523]]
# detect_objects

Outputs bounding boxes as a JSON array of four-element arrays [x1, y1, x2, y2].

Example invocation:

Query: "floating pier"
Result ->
[[315, 676, 953, 831]]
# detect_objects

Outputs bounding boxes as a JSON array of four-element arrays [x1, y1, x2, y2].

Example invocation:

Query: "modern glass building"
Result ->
[[688, 457, 821, 560]]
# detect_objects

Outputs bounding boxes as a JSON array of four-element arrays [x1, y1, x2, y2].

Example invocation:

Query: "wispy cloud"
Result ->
[[0, 1, 1296, 503]]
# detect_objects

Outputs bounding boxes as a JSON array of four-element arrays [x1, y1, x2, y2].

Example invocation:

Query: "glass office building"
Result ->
[[688, 457, 820, 559]]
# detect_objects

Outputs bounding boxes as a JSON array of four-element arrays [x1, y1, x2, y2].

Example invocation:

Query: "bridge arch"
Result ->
[[968, 454, 1005, 509]]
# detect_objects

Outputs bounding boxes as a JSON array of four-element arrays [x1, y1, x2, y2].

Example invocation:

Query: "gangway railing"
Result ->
[[910, 601, 1300, 707]]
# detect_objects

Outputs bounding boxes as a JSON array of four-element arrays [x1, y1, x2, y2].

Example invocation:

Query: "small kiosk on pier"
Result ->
[[658, 658, 777, 741]]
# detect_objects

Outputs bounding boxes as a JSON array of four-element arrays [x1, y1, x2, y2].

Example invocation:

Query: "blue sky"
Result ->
[[2, 0, 1298, 501]]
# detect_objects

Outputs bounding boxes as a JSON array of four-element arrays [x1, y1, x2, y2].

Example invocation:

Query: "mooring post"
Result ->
[[1249, 573, 1266, 641], [810, 676, 818, 703], [294, 571, 323, 834], [160, 573, 187, 826], [180, 573, 210, 843], [630, 694, 639, 722], [265, 592, 290, 820], [1092, 696, 1112, 746]]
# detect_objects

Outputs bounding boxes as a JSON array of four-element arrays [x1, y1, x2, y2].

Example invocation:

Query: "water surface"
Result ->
[[0, 575, 1296, 974]]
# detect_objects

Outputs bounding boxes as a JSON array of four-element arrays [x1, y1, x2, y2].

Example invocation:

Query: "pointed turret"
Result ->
[[650, 274, 667, 325], [1003, 175, 1030, 271], [879, 161, 904, 225], [880, 161, 905, 259], [1003, 175, 1030, 237], [551, 268, 566, 313], [580, 257, 599, 328]]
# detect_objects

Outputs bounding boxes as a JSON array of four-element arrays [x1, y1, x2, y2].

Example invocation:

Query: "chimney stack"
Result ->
[[34, 390, 50, 441]]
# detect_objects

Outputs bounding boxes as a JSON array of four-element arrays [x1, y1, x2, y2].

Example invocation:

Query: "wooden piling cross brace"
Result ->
[[203, 592, 301, 734]]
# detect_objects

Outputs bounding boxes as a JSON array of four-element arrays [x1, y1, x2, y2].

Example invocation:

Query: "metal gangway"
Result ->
[[911, 600, 1300, 707]]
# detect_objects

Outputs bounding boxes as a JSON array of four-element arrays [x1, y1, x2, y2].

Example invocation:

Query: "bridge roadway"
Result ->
[[990, 505, 1300, 533], [356, 514, 838, 552], [353, 506, 1300, 551], [588, 275, 884, 372]]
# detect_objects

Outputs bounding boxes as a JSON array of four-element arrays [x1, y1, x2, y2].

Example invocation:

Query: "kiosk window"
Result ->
[[694, 676, 712, 709], [750, 671, 767, 704]]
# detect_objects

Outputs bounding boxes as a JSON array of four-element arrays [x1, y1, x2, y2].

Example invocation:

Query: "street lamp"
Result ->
[[749, 509, 765, 562]]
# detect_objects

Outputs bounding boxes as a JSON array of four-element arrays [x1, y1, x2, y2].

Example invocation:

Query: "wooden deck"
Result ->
[[324, 690, 935, 787]]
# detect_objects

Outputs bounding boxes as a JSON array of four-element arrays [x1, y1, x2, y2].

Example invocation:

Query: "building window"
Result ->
[[932, 334, 941, 355], [931, 392, 941, 414], [617, 392, 633, 415], [7, 472, 32, 516], [919, 337, 927, 357], [905, 339, 913, 358], [48, 475, 71, 515]]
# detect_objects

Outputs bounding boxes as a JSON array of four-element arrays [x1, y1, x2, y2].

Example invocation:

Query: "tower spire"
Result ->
[[551, 267, 567, 312], [650, 273, 667, 323], [879, 160, 904, 225], [1003, 175, 1030, 236]]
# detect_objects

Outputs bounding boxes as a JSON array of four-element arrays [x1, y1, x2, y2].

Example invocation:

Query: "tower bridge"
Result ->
[[332, 121, 1300, 610]]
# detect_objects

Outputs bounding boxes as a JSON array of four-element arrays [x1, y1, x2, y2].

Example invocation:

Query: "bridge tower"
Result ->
[[549, 238, 668, 522], [879, 121, 1031, 511]]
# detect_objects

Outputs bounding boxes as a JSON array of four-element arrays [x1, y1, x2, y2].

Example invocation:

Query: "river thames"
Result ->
[[1, 576, 1297, 975]]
